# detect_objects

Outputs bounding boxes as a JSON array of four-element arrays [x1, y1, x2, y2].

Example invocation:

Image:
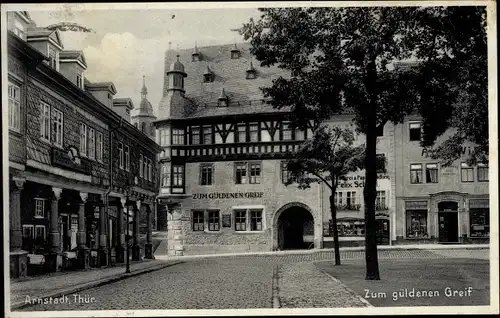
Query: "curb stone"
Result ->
[[11, 260, 184, 311], [314, 263, 374, 307]]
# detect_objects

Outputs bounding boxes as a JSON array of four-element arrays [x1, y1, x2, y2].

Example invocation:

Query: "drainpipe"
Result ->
[[104, 117, 123, 266]]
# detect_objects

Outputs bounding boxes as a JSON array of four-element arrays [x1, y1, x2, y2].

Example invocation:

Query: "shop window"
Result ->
[[337, 219, 365, 237], [477, 163, 488, 182], [461, 163, 474, 182], [200, 164, 213, 185], [192, 210, 204, 231], [234, 210, 247, 231], [208, 210, 220, 231], [172, 128, 185, 145], [405, 210, 428, 238], [426, 163, 438, 183], [375, 191, 386, 210], [469, 209, 489, 237], [410, 164, 423, 184], [409, 122, 421, 141], [34, 198, 46, 218]]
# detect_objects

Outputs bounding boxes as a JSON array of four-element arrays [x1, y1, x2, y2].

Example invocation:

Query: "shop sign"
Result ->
[[338, 174, 389, 188], [51, 146, 91, 175], [192, 192, 264, 200], [422, 146, 479, 158]]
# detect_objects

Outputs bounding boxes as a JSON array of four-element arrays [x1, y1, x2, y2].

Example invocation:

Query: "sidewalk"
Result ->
[[9, 258, 183, 310], [156, 243, 490, 261]]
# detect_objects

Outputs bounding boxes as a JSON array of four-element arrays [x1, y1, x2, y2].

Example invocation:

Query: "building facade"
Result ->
[[7, 11, 162, 278], [154, 43, 416, 256]]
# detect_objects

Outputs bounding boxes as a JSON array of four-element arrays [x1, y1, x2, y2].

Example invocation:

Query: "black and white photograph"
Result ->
[[2, 1, 498, 316]]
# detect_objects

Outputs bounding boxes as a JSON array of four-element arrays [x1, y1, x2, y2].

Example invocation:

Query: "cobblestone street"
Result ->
[[17, 248, 489, 311]]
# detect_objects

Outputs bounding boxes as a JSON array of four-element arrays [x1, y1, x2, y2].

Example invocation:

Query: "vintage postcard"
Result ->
[[2, 1, 498, 317]]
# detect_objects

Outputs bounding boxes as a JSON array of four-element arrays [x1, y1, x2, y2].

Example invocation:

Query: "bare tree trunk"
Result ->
[[329, 192, 341, 265], [363, 58, 381, 280]]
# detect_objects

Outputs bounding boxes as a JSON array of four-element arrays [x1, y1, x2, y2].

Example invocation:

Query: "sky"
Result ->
[[27, 5, 262, 116]]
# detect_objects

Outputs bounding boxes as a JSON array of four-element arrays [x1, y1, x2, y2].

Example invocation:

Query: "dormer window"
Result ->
[[218, 88, 229, 107], [76, 73, 83, 89], [49, 47, 58, 70], [246, 60, 257, 80], [13, 19, 26, 40], [203, 65, 214, 83]]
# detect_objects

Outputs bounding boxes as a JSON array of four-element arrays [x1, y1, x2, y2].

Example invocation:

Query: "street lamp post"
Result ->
[[126, 191, 131, 274]]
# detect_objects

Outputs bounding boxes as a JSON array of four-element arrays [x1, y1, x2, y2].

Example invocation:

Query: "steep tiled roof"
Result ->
[[159, 42, 292, 120], [27, 27, 64, 49]]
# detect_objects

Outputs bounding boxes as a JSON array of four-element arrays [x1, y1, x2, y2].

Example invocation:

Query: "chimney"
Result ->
[[113, 98, 134, 123], [85, 82, 117, 108]]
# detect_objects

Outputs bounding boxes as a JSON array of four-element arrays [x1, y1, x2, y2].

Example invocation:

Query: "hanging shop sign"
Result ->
[[192, 192, 264, 200]]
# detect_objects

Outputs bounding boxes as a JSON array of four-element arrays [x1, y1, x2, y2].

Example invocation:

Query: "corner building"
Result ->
[[155, 43, 397, 256]]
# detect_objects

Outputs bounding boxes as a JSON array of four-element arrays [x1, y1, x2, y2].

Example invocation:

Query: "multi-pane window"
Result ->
[[234, 210, 247, 231], [237, 124, 247, 142], [34, 198, 45, 217], [143, 156, 148, 180], [461, 163, 474, 182], [200, 164, 213, 185], [249, 122, 259, 142], [208, 211, 220, 231], [35, 225, 46, 242], [172, 165, 184, 186], [192, 211, 204, 231], [159, 129, 170, 146], [335, 192, 343, 206], [8, 82, 21, 132], [235, 162, 248, 184], [96, 132, 103, 161], [40, 102, 51, 141], [148, 159, 152, 181], [281, 161, 291, 184], [282, 122, 293, 141], [425, 163, 438, 183], [139, 154, 144, 178], [79, 123, 87, 156], [52, 108, 64, 147], [410, 164, 423, 184], [346, 191, 356, 207], [191, 127, 200, 145], [470, 209, 489, 237], [49, 47, 57, 70], [161, 164, 170, 187], [250, 210, 263, 231], [477, 163, 489, 182], [172, 128, 185, 145], [88, 128, 95, 159], [203, 126, 212, 144], [409, 122, 421, 141], [249, 163, 261, 184], [118, 142, 124, 169], [124, 145, 130, 171], [406, 210, 428, 238], [376, 191, 386, 210]]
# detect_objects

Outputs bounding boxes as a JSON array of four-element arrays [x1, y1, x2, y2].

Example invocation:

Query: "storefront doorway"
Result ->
[[376, 219, 390, 245], [277, 206, 314, 250], [438, 201, 459, 243]]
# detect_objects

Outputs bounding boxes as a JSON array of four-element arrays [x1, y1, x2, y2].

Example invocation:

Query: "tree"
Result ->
[[240, 6, 486, 280], [284, 125, 366, 265]]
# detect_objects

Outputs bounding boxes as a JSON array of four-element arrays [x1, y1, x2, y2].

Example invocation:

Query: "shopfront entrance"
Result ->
[[438, 201, 459, 243], [376, 218, 390, 245]]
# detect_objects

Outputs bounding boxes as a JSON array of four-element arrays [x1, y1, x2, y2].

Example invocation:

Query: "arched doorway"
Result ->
[[275, 203, 314, 250]]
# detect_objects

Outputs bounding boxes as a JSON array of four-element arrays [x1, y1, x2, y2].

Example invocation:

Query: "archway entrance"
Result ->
[[277, 205, 314, 250]]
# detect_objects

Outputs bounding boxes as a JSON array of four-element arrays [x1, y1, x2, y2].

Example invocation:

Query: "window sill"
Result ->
[[33, 216, 45, 219], [404, 237, 431, 240], [234, 230, 266, 234], [9, 128, 22, 136]]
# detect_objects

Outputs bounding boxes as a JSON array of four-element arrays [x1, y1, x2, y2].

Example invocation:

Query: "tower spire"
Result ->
[[141, 75, 148, 98]]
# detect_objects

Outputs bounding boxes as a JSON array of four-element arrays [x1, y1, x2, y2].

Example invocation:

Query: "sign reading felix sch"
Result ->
[[192, 192, 264, 199]]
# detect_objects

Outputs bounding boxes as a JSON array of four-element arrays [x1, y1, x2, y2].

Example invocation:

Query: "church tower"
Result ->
[[131, 75, 156, 139]]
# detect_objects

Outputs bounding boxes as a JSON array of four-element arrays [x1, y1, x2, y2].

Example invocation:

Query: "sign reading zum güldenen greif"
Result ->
[[192, 192, 264, 199]]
